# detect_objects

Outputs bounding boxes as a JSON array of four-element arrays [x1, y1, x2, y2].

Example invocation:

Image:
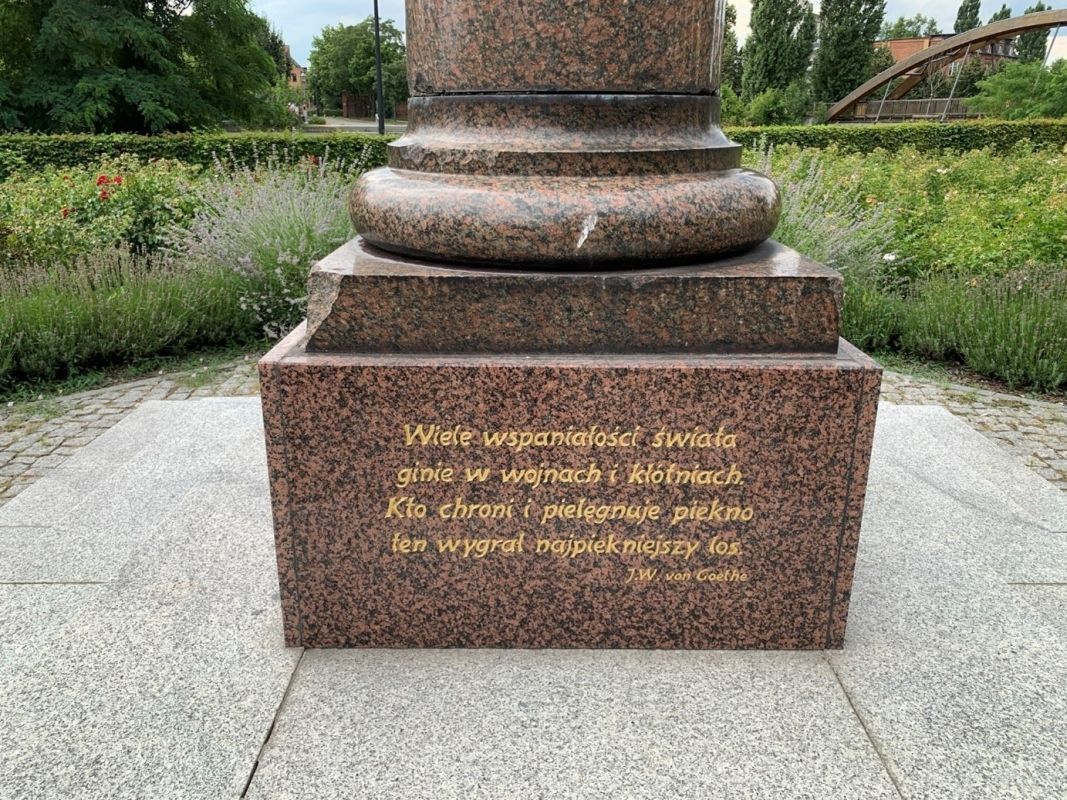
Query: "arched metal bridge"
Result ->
[[827, 9, 1067, 122]]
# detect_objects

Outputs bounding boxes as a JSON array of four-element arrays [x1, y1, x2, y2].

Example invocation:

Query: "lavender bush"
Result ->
[[0, 249, 247, 384], [751, 144, 900, 279], [167, 146, 371, 338]]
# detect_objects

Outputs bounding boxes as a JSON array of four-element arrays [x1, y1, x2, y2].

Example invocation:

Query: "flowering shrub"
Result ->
[[166, 146, 369, 338], [749, 142, 1067, 281], [0, 157, 203, 268], [748, 144, 1067, 390], [1, 140, 1064, 391], [0, 250, 249, 385]]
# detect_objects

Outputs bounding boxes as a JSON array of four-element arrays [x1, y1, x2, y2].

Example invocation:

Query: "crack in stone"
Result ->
[[824, 654, 908, 800], [892, 456, 1061, 533], [241, 648, 306, 798]]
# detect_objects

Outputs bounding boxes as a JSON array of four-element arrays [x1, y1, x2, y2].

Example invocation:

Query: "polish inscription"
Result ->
[[383, 423, 754, 585]]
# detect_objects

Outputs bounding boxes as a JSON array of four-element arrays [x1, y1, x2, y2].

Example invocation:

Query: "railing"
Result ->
[[846, 98, 980, 122]]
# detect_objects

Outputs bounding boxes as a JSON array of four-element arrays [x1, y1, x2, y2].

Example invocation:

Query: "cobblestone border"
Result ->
[[1, 360, 1064, 506]]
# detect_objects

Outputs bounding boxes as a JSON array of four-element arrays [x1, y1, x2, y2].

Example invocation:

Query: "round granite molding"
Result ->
[[389, 94, 742, 177], [406, 0, 723, 95], [351, 167, 781, 267]]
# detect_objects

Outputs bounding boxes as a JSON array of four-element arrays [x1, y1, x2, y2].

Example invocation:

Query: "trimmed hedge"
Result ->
[[726, 119, 1067, 154], [0, 131, 392, 178], [3, 119, 1067, 178]]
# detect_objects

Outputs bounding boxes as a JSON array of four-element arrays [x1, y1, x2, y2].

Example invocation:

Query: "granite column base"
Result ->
[[260, 323, 880, 649]]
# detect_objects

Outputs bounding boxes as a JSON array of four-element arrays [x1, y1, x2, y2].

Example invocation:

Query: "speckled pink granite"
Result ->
[[347, 0, 776, 267], [304, 238, 842, 355], [352, 167, 780, 267], [405, 0, 724, 94], [260, 328, 880, 650], [391, 95, 741, 177]]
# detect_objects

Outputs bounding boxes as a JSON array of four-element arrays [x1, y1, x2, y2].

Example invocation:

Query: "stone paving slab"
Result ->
[[829, 407, 1067, 800], [0, 400, 295, 800], [0, 399, 1064, 798], [0, 581, 298, 800], [246, 649, 899, 800]]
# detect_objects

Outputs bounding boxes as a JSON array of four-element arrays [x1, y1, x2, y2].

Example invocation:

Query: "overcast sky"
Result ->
[[252, 0, 1065, 69]]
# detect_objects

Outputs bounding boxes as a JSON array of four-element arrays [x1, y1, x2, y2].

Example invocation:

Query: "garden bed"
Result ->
[[1, 122, 1064, 392]]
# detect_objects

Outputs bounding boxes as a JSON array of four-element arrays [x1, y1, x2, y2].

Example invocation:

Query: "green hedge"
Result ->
[[3, 119, 1067, 178], [725, 119, 1067, 154], [0, 131, 393, 178]]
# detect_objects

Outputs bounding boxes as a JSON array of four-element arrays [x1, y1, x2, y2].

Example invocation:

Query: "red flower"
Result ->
[[61, 207, 70, 218], [308, 154, 320, 165], [99, 189, 110, 201], [96, 175, 110, 186], [113, 175, 123, 185]]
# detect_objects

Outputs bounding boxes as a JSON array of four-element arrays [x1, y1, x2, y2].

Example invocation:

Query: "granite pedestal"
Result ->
[[259, 239, 881, 649]]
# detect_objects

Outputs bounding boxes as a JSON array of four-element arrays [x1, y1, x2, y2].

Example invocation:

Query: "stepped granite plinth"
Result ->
[[260, 239, 880, 650], [262, 0, 878, 650], [304, 238, 843, 355]]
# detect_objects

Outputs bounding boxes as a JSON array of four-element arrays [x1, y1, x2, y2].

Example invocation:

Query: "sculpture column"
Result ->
[[351, 0, 779, 266]]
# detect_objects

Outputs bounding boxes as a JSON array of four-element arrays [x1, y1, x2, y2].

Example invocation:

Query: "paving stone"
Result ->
[[247, 650, 897, 800], [1015, 586, 1067, 641], [62, 436, 98, 448], [829, 453, 1067, 798], [19, 442, 59, 458], [0, 581, 299, 800], [0, 391, 1059, 798], [28, 454, 69, 470]]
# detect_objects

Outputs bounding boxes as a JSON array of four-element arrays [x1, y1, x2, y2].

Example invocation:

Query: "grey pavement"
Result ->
[[303, 117, 407, 134], [0, 399, 1063, 798]]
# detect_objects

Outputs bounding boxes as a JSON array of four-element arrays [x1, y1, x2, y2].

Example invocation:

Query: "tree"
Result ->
[[988, 4, 1012, 23], [954, 0, 981, 33], [308, 19, 407, 115], [966, 59, 1067, 118], [879, 14, 940, 39], [255, 18, 294, 82], [0, 0, 280, 133], [1017, 2, 1051, 63], [949, 57, 993, 97], [869, 45, 896, 74], [721, 4, 743, 94], [719, 85, 746, 125], [741, 0, 817, 99], [811, 0, 886, 102], [747, 82, 811, 124]]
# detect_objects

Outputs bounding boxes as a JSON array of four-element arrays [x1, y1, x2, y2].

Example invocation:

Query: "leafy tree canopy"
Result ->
[[950, 57, 995, 98], [0, 0, 283, 133], [954, 0, 982, 33], [811, 0, 886, 102], [869, 45, 897, 75], [879, 13, 940, 39], [721, 4, 743, 95], [741, 0, 817, 99], [988, 4, 1012, 23], [1018, 2, 1051, 63], [746, 81, 811, 124], [967, 59, 1067, 118], [307, 19, 407, 114], [257, 19, 295, 81]]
